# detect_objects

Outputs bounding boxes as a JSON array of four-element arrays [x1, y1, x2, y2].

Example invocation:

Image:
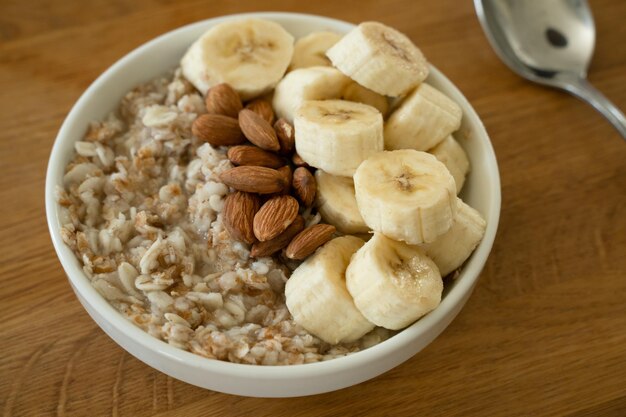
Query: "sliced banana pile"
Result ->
[[272, 66, 351, 123], [289, 31, 342, 70], [294, 100, 383, 177], [182, 18, 294, 100], [315, 170, 368, 235], [181, 18, 487, 342], [326, 21, 429, 97], [285, 236, 374, 344], [347, 233, 443, 330]]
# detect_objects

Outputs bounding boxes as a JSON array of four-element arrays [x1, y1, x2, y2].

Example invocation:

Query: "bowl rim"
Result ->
[[45, 11, 501, 379]]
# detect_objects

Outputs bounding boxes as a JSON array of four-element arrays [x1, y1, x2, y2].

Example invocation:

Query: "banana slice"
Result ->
[[294, 100, 384, 177], [342, 81, 389, 116], [272, 66, 350, 123], [181, 18, 294, 100], [285, 236, 374, 344], [421, 198, 486, 276], [354, 150, 456, 244], [289, 31, 343, 71], [326, 21, 429, 97], [385, 83, 462, 151], [315, 170, 369, 234], [428, 135, 470, 194], [346, 233, 442, 330]]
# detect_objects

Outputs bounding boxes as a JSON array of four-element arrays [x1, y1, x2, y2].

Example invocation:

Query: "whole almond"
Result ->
[[205, 83, 243, 118], [222, 191, 260, 244], [253, 195, 299, 241], [220, 166, 287, 194], [245, 99, 275, 125], [274, 118, 295, 155], [192, 114, 245, 146], [292, 167, 316, 207], [251, 216, 305, 257], [285, 224, 336, 260], [227, 146, 284, 169], [238, 109, 280, 152], [292, 152, 309, 168]]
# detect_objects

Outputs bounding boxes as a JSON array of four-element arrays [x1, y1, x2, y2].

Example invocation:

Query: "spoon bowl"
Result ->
[[475, 0, 626, 138]]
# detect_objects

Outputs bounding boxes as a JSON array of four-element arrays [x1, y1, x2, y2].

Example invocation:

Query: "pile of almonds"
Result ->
[[192, 83, 336, 260]]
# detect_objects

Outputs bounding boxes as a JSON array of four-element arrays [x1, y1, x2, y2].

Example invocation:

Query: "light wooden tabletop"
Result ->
[[1, 0, 625, 415]]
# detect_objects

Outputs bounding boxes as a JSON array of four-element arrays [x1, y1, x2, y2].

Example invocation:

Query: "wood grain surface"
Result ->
[[1, 0, 625, 415]]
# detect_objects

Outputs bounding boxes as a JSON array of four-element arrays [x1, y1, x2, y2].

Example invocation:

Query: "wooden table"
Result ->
[[1, 0, 625, 415]]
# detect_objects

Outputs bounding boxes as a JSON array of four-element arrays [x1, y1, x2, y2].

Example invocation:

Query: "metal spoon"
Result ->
[[474, 0, 626, 139]]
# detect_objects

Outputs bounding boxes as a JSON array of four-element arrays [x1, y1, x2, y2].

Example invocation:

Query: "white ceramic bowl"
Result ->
[[46, 12, 500, 397]]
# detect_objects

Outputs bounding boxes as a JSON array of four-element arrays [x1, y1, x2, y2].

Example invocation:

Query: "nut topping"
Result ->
[[253, 195, 299, 241], [192, 114, 246, 146], [238, 109, 280, 152]]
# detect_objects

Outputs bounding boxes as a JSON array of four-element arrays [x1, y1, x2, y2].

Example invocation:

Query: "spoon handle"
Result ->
[[559, 75, 626, 140]]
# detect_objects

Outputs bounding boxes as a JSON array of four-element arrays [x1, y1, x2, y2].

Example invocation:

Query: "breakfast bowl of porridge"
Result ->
[[45, 12, 500, 397]]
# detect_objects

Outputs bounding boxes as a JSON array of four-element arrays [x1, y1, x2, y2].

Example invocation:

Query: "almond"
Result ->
[[251, 216, 305, 257], [245, 99, 275, 125], [292, 167, 316, 207], [277, 165, 293, 195], [238, 109, 280, 152], [292, 152, 309, 168], [222, 191, 260, 244], [285, 224, 336, 260], [192, 114, 246, 146], [205, 83, 242, 118], [227, 146, 284, 169], [220, 166, 287, 194], [253, 195, 299, 241], [274, 118, 295, 155]]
